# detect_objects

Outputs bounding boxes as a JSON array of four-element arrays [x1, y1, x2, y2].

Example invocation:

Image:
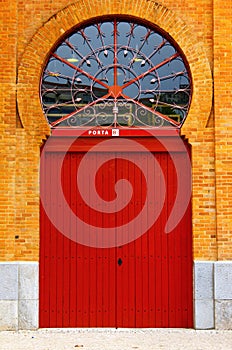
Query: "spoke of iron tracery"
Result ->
[[51, 92, 112, 127], [120, 92, 180, 127], [125, 23, 136, 48], [113, 19, 118, 89], [96, 24, 108, 56], [157, 70, 188, 83], [64, 40, 92, 67], [52, 53, 109, 89], [44, 70, 80, 86], [139, 71, 189, 91], [136, 30, 151, 58], [122, 52, 180, 90], [152, 98, 187, 111], [80, 29, 103, 67], [141, 39, 167, 66], [128, 29, 152, 68], [140, 30, 152, 50], [45, 98, 85, 114], [139, 94, 187, 112]]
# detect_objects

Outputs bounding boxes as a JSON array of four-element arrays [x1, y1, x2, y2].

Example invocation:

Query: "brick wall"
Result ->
[[0, 0, 231, 261], [0, 1, 17, 260], [214, 1, 232, 260]]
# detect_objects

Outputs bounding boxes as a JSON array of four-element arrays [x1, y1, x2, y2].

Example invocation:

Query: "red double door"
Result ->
[[40, 136, 193, 328]]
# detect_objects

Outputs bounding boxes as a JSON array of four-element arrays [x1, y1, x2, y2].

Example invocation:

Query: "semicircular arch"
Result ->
[[17, 0, 212, 141]]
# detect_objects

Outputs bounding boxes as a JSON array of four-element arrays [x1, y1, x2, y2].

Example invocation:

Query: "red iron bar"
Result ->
[[122, 52, 180, 90], [52, 53, 109, 89]]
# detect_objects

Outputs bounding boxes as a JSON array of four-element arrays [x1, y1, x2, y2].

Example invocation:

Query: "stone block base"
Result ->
[[194, 261, 232, 329], [1, 261, 232, 330], [0, 262, 38, 330]]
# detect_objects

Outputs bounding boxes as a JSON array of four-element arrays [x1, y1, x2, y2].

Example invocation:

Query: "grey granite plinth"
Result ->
[[214, 262, 232, 330], [215, 262, 232, 300], [19, 263, 38, 300], [0, 262, 38, 330], [0, 263, 18, 300], [215, 300, 232, 329], [0, 260, 232, 330], [18, 299, 38, 330], [194, 299, 214, 329], [194, 261, 214, 329], [0, 300, 18, 330]]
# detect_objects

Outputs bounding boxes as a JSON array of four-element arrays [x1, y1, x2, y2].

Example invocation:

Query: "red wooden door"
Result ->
[[39, 136, 193, 328]]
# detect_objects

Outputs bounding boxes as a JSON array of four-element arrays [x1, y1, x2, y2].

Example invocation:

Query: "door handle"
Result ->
[[118, 258, 123, 266]]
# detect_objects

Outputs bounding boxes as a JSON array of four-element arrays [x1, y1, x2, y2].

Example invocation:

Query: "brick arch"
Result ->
[[17, 0, 212, 141]]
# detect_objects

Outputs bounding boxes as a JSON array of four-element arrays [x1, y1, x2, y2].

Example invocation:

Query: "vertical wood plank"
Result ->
[[141, 152, 149, 327], [127, 154, 136, 327], [49, 153, 58, 327], [88, 152, 97, 327], [39, 151, 50, 327], [167, 151, 177, 327], [69, 153, 77, 326], [62, 153, 71, 327], [56, 152, 65, 327], [154, 153, 162, 327], [134, 152, 143, 327], [107, 153, 117, 327], [147, 152, 156, 327]]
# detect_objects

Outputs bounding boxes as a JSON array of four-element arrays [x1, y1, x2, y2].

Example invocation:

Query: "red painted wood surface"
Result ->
[[39, 137, 193, 328]]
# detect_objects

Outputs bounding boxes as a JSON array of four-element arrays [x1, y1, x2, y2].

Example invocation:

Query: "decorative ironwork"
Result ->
[[41, 18, 192, 128]]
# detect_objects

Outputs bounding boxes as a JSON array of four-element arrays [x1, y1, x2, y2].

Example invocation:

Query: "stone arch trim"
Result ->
[[17, 0, 212, 141]]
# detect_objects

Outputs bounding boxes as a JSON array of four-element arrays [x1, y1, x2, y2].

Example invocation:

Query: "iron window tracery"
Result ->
[[40, 18, 192, 128]]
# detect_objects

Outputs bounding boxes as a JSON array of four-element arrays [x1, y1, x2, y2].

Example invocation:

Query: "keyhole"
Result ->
[[118, 258, 123, 266]]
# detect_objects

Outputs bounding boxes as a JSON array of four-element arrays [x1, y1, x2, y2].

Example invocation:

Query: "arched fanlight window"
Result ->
[[40, 17, 192, 128]]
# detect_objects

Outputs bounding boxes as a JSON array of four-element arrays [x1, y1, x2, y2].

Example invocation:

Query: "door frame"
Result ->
[[39, 128, 193, 328]]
